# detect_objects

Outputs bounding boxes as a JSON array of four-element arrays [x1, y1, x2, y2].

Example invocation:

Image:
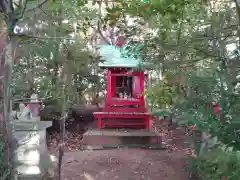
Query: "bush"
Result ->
[[196, 149, 240, 180], [145, 81, 177, 110], [0, 136, 9, 180]]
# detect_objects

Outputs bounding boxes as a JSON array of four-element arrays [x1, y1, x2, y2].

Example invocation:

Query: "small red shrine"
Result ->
[[93, 44, 150, 130]]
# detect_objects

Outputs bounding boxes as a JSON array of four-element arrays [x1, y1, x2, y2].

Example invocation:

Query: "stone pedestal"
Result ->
[[82, 128, 162, 150], [13, 120, 53, 179]]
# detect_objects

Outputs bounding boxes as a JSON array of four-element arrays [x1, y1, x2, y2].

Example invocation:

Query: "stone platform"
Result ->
[[82, 128, 162, 150]]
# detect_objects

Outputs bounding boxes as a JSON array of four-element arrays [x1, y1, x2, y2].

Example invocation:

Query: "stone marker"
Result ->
[[12, 94, 53, 179], [13, 121, 53, 179]]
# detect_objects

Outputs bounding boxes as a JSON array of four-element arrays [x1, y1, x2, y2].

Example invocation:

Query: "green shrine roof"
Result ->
[[97, 43, 144, 68]]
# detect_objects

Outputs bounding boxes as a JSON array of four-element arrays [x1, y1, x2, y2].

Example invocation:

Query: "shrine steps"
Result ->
[[101, 118, 146, 129], [82, 128, 162, 150], [93, 111, 150, 129]]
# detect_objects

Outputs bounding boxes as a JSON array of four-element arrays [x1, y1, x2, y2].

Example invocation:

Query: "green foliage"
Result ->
[[153, 109, 171, 117], [105, 0, 194, 23], [76, 0, 88, 6], [118, 0, 240, 177], [174, 68, 240, 151], [175, 71, 220, 126], [196, 149, 240, 180], [2, 0, 240, 177], [145, 79, 177, 110], [0, 136, 9, 180], [8, 0, 100, 109]]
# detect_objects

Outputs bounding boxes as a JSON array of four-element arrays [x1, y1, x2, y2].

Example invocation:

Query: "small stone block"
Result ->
[[15, 164, 43, 180], [13, 121, 52, 131], [84, 129, 155, 136], [83, 129, 161, 148]]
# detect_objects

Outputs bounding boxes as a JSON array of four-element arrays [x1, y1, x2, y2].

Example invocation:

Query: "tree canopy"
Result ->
[[1, 0, 240, 179]]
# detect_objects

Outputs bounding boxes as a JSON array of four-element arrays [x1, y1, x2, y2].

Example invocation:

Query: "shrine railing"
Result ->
[[106, 98, 144, 107]]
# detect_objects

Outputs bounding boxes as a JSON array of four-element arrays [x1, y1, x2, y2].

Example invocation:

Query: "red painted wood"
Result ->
[[103, 107, 146, 112], [97, 116, 102, 130], [140, 72, 145, 105], [94, 112, 149, 117], [115, 37, 126, 47], [111, 75, 116, 97], [213, 103, 221, 113], [145, 115, 150, 129], [111, 71, 142, 77], [99, 67, 149, 129], [106, 69, 112, 104], [106, 98, 143, 106], [102, 122, 146, 127], [94, 112, 150, 129]]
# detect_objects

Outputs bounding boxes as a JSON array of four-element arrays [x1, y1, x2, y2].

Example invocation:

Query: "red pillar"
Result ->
[[145, 114, 150, 129], [139, 71, 145, 105], [111, 75, 116, 97], [106, 69, 112, 106]]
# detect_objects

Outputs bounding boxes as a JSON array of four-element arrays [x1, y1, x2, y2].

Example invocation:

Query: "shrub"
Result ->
[[0, 136, 9, 180], [196, 149, 240, 180]]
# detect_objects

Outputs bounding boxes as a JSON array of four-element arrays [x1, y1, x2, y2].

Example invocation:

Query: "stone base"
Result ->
[[14, 120, 52, 131], [13, 121, 53, 179], [15, 166, 44, 180], [82, 128, 162, 150]]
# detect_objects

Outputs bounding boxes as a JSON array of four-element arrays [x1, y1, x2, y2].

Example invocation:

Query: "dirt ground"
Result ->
[[48, 119, 193, 180], [58, 148, 189, 180]]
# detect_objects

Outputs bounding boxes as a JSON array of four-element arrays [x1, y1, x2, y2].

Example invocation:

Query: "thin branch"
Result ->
[[26, 0, 49, 11], [96, 1, 111, 45], [97, 20, 111, 45], [14, 34, 81, 40], [12, 96, 52, 102], [18, 0, 28, 19], [223, 24, 238, 30], [39, 7, 47, 16], [165, 56, 209, 65], [88, 21, 111, 45]]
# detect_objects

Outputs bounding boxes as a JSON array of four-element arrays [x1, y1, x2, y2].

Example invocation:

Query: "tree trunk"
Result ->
[[0, 19, 6, 100], [3, 36, 15, 179]]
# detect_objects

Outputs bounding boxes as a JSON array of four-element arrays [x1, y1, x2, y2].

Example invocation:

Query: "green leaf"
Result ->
[[153, 109, 171, 117], [76, 0, 88, 6]]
